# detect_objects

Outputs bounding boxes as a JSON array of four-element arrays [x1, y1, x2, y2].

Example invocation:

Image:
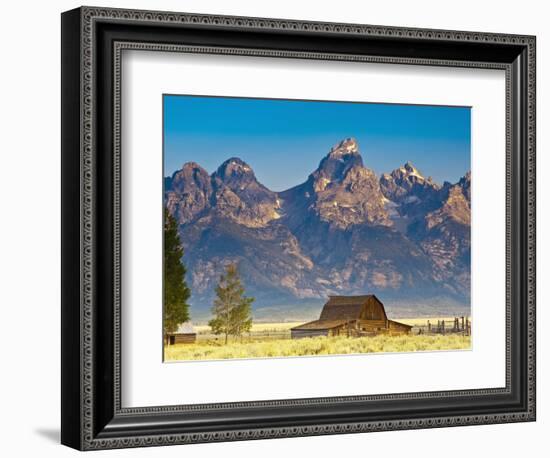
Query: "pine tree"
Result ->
[[209, 263, 253, 344], [163, 208, 191, 342]]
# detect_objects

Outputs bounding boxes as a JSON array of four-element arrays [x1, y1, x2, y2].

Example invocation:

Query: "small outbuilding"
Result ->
[[291, 295, 412, 339], [167, 322, 197, 345]]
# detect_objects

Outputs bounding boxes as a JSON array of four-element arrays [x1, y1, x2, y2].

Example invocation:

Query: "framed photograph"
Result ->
[[61, 6, 536, 450]]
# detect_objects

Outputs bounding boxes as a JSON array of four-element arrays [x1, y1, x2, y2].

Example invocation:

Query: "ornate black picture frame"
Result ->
[[61, 6, 536, 450]]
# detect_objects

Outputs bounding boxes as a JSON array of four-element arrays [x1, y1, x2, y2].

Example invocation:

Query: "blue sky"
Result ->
[[164, 95, 471, 191]]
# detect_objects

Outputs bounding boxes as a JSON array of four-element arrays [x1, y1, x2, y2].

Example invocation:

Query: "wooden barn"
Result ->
[[167, 322, 197, 345], [290, 295, 412, 339]]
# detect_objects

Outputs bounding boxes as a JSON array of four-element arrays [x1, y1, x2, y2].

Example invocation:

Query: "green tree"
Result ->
[[163, 208, 191, 343], [209, 263, 254, 344]]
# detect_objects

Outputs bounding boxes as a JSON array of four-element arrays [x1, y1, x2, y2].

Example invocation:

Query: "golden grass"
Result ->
[[164, 334, 471, 362]]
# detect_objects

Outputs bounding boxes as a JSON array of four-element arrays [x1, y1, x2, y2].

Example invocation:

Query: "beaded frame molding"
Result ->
[[61, 6, 536, 451]]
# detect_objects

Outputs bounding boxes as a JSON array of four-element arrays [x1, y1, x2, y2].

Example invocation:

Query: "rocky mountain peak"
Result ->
[[286, 138, 391, 229], [166, 162, 213, 224], [314, 138, 364, 185], [170, 162, 211, 194], [380, 161, 440, 204], [182, 161, 203, 171], [209, 157, 281, 228], [215, 157, 256, 183], [403, 161, 422, 176], [395, 161, 424, 182], [457, 171, 471, 201], [426, 184, 470, 230], [329, 137, 359, 156]]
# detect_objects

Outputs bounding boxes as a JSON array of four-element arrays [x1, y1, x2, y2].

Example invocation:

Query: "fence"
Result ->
[[197, 329, 291, 343], [414, 317, 471, 336]]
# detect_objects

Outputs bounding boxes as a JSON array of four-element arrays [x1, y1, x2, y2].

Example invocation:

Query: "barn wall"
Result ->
[[357, 319, 386, 332], [388, 321, 412, 335], [360, 297, 387, 321], [330, 326, 348, 336], [291, 329, 329, 339], [173, 334, 196, 344]]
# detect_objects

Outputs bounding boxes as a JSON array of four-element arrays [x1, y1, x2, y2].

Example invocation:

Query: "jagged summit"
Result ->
[[380, 161, 440, 204], [175, 161, 209, 178], [215, 157, 255, 181], [457, 171, 471, 200], [181, 161, 204, 171], [314, 138, 364, 183], [402, 161, 423, 177], [391, 161, 426, 182], [329, 137, 360, 156], [278, 138, 391, 230], [166, 162, 212, 223], [170, 162, 211, 194]]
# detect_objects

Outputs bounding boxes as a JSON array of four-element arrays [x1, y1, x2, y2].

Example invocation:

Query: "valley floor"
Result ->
[[164, 333, 471, 361]]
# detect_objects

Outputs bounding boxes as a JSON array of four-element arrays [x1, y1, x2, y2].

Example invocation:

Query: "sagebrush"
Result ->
[[164, 334, 471, 361]]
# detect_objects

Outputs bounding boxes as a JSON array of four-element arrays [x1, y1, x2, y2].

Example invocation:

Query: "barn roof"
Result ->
[[171, 322, 196, 335], [388, 319, 413, 329], [291, 319, 349, 331], [319, 295, 386, 321], [325, 295, 375, 306]]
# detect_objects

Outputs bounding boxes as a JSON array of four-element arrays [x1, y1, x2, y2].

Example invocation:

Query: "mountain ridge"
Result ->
[[165, 138, 471, 319]]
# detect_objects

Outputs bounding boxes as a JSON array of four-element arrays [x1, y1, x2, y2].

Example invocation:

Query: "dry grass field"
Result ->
[[164, 332, 471, 361]]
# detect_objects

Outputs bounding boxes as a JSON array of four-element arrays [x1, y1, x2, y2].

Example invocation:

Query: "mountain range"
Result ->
[[165, 138, 471, 321]]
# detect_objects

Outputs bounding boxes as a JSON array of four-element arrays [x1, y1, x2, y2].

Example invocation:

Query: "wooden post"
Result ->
[[427, 320, 431, 333], [442, 320, 445, 334], [461, 316, 465, 331]]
